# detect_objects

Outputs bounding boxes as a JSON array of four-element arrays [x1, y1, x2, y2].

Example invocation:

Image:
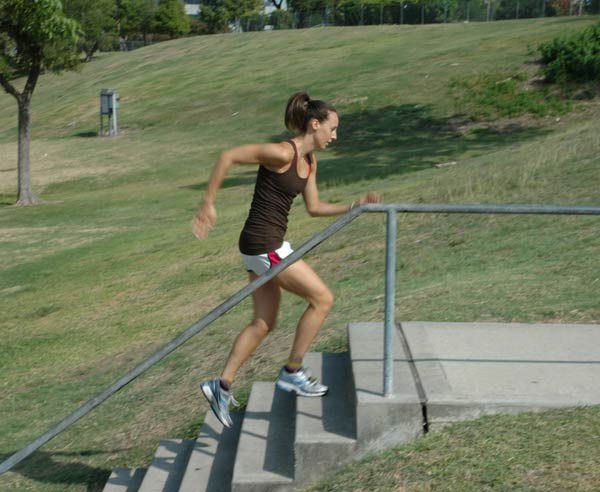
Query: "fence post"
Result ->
[[384, 209, 397, 397]]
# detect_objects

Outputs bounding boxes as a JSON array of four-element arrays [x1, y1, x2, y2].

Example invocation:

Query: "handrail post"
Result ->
[[384, 209, 397, 397]]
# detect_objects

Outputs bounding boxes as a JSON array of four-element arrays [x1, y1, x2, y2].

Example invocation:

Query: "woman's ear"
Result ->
[[309, 118, 320, 132]]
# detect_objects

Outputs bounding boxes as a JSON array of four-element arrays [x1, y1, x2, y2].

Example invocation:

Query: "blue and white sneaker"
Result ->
[[276, 366, 328, 397], [200, 379, 239, 428]]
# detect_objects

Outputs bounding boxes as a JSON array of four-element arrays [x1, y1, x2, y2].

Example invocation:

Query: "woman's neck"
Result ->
[[292, 134, 315, 157]]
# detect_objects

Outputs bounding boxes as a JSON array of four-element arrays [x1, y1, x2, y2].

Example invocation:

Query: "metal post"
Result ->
[[384, 209, 397, 397], [112, 92, 118, 136]]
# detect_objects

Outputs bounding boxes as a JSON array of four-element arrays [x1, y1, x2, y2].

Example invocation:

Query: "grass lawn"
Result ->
[[304, 406, 600, 492], [0, 16, 599, 492]]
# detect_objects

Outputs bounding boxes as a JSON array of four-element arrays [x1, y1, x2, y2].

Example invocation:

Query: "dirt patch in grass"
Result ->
[[0, 140, 144, 195], [0, 226, 125, 267]]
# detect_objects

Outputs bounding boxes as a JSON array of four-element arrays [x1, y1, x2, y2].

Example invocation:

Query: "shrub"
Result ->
[[538, 21, 600, 83], [449, 73, 571, 119]]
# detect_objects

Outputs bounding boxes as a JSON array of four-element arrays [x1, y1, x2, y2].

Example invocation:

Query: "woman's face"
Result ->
[[312, 111, 338, 150]]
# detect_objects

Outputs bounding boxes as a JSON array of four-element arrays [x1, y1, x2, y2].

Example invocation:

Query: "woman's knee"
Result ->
[[250, 317, 276, 336], [313, 287, 334, 313]]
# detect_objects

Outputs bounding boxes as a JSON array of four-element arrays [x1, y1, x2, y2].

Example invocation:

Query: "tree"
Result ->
[[224, 0, 263, 20], [287, 0, 327, 27], [155, 0, 190, 39], [198, 3, 230, 34], [63, 0, 117, 61], [116, 0, 157, 45], [198, 0, 262, 33], [225, 0, 262, 30], [0, 0, 80, 206]]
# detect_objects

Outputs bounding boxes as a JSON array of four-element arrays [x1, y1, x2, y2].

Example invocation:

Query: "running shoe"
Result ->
[[200, 379, 239, 428], [276, 366, 328, 397]]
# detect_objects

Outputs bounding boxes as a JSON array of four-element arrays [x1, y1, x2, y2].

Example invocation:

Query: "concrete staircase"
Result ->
[[103, 320, 600, 491], [102, 322, 426, 492]]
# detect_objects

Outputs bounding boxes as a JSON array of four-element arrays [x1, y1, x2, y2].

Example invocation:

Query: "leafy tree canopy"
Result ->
[[63, 0, 117, 61], [155, 0, 190, 38], [0, 0, 81, 81]]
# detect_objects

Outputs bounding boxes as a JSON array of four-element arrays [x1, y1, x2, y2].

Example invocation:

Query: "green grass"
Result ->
[[304, 407, 600, 492], [0, 17, 599, 492], [449, 71, 574, 118]]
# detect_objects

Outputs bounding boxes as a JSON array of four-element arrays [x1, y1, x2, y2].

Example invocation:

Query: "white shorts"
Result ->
[[240, 241, 293, 276]]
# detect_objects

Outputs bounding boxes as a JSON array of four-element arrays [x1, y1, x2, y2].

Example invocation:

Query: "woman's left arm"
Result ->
[[302, 159, 382, 217]]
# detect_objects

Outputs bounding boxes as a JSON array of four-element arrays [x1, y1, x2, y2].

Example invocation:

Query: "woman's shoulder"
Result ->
[[259, 141, 295, 169]]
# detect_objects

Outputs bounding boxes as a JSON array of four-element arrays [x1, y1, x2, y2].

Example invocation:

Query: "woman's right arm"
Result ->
[[192, 143, 292, 240]]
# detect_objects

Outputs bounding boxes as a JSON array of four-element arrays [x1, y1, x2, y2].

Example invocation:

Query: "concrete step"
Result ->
[[178, 410, 243, 492], [231, 382, 295, 492], [295, 352, 357, 486], [102, 468, 146, 492], [348, 322, 424, 451], [137, 439, 194, 492], [401, 321, 600, 431]]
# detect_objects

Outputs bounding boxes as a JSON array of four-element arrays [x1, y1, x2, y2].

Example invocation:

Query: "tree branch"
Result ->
[[23, 57, 41, 100], [0, 72, 21, 101]]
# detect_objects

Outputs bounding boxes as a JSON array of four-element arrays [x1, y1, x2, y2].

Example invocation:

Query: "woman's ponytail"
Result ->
[[284, 92, 336, 133]]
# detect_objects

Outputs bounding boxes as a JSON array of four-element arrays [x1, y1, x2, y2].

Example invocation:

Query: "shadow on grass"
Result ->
[[74, 131, 99, 138], [182, 169, 257, 192], [0, 194, 16, 206], [185, 103, 550, 191], [1, 449, 121, 492]]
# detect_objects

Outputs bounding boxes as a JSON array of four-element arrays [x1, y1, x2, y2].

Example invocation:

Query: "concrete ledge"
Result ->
[[348, 322, 424, 449], [295, 352, 357, 485], [102, 468, 146, 492], [402, 321, 600, 428], [179, 410, 243, 492], [231, 382, 295, 492], [138, 439, 194, 492], [426, 399, 581, 432]]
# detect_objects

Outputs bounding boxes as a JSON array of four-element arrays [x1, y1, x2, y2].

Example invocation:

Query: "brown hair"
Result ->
[[284, 92, 337, 133]]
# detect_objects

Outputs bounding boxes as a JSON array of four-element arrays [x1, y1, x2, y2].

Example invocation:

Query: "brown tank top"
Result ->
[[239, 140, 311, 255]]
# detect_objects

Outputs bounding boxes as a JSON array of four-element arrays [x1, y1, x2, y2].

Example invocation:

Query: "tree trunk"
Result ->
[[16, 95, 42, 206], [7, 60, 43, 206], [0, 73, 42, 206], [85, 41, 99, 62]]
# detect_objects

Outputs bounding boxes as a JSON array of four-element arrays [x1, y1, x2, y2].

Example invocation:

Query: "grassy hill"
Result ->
[[1, 17, 599, 492]]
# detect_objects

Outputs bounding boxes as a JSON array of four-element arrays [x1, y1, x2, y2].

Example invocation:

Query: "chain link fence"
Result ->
[[242, 1, 599, 30]]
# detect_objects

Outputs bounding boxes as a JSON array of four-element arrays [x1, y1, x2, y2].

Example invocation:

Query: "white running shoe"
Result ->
[[276, 366, 328, 397]]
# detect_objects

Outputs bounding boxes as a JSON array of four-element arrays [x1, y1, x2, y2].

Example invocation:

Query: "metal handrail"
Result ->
[[2, 202, 599, 474]]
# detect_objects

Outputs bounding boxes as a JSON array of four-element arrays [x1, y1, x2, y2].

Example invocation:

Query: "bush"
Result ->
[[449, 72, 571, 119], [538, 21, 600, 82]]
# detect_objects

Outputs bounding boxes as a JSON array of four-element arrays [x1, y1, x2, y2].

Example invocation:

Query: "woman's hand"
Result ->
[[357, 191, 382, 206], [192, 201, 216, 240]]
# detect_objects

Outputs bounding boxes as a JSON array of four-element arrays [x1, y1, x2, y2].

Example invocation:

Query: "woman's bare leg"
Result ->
[[220, 273, 281, 385], [275, 260, 334, 365]]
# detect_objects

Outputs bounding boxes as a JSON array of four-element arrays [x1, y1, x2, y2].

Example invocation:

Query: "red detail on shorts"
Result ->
[[268, 251, 281, 268]]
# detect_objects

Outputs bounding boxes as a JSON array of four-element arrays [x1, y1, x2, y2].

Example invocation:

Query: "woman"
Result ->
[[192, 92, 381, 428]]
